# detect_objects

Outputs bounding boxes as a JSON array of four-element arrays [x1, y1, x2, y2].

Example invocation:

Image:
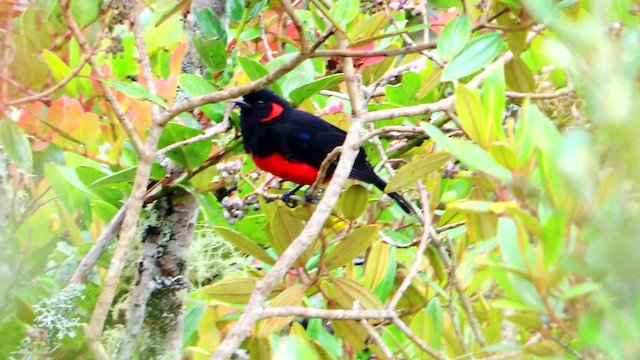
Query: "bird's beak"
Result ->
[[233, 99, 251, 108]]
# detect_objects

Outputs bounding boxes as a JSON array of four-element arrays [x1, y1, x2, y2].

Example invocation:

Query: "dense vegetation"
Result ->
[[1, 0, 639, 358]]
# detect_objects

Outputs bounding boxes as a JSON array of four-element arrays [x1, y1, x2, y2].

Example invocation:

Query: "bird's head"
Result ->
[[234, 89, 290, 124]]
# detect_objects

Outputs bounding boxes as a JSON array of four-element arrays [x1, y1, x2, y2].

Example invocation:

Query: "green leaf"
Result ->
[[339, 185, 369, 220], [89, 164, 165, 187], [193, 36, 227, 72], [183, 301, 206, 341], [214, 226, 276, 265], [542, 212, 564, 269], [289, 74, 344, 105], [228, 0, 244, 23], [442, 32, 506, 81], [505, 57, 535, 92], [426, 297, 443, 348], [361, 240, 390, 291], [437, 15, 472, 61], [102, 79, 168, 108], [559, 282, 600, 300], [239, 56, 269, 80], [386, 151, 451, 192], [195, 8, 227, 41], [324, 225, 378, 271], [328, 0, 360, 28], [422, 123, 512, 181], [42, 50, 76, 97], [0, 119, 33, 171], [385, 72, 421, 106], [178, 74, 216, 94], [482, 64, 506, 142], [158, 123, 212, 169], [455, 85, 489, 148], [70, 0, 100, 27]]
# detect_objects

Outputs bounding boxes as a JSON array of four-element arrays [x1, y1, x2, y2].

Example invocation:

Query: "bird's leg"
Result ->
[[281, 184, 304, 208]]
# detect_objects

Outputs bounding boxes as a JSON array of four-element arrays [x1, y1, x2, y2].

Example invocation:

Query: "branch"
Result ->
[[66, 203, 128, 287], [432, 231, 487, 347], [391, 316, 448, 360], [59, 0, 144, 154], [157, 104, 232, 156], [387, 180, 432, 310], [281, 0, 308, 53], [115, 10, 167, 360], [211, 27, 368, 360], [155, 28, 333, 126]]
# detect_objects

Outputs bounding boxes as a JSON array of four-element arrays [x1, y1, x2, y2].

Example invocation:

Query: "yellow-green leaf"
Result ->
[[456, 84, 489, 148], [214, 227, 275, 265], [323, 225, 379, 271], [339, 185, 369, 220], [386, 151, 451, 192], [200, 278, 256, 304], [257, 284, 307, 336], [361, 240, 390, 291], [0, 119, 33, 171], [270, 206, 313, 267]]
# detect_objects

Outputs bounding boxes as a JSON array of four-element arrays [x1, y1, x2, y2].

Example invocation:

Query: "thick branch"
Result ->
[[211, 27, 366, 360]]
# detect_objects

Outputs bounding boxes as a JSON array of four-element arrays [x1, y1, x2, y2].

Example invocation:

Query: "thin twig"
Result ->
[[157, 104, 232, 156], [66, 203, 128, 287], [360, 318, 396, 359], [258, 12, 274, 61], [59, 0, 144, 154], [391, 316, 448, 360], [7, 24, 108, 106], [432, 230, 487, 347], [281, 0, 308, 53], [387, 181, 431, 310]]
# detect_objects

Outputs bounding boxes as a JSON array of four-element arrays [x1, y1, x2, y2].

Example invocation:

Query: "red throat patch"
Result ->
[[260, 103, 284, 122]]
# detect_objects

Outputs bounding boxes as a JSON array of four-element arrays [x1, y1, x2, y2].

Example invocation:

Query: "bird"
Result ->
[[234, 88, 414, 214]]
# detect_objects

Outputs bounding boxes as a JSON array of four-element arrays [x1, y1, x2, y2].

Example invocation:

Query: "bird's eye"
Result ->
[[257, 100, 264, 104]]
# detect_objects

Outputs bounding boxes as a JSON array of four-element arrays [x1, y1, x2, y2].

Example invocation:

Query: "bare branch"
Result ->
[[282, 0, 308, 53], [391, 316, 448, 360], [211, 26, 370, 360], [387, 181, 431, 309], [66, 203, 127, 287]]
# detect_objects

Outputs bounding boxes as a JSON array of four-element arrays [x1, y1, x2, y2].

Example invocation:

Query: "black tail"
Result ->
[[368, 174, 414, 215], [350, 162, 415, 215]]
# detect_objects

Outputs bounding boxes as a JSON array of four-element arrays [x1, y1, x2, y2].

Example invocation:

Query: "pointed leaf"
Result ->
[[0, 119, 33, 171], [289, 74, 344, 106], [386, 151, 451, 192], [102, 79, 168, 108], [324, 225, 378, 271], [339, 185, 369, 220], [214, 227, 275, 265], [257, 284, 307, 336], [442, 32, 506, 81], [437, 15, 472, 61], [455, 84, 489, 148]]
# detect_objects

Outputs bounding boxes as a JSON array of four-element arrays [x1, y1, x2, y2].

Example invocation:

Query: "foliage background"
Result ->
[[1, 0, 639, 359]]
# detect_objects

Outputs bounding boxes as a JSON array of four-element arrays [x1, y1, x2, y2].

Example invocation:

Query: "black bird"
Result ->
[[235, 89, 413, 214]]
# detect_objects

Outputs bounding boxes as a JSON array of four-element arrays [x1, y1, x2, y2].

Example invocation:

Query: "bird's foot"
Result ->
[[281, 184, 304, 208], [281, 193, 299, 208], [304, 189, 322, 204]]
